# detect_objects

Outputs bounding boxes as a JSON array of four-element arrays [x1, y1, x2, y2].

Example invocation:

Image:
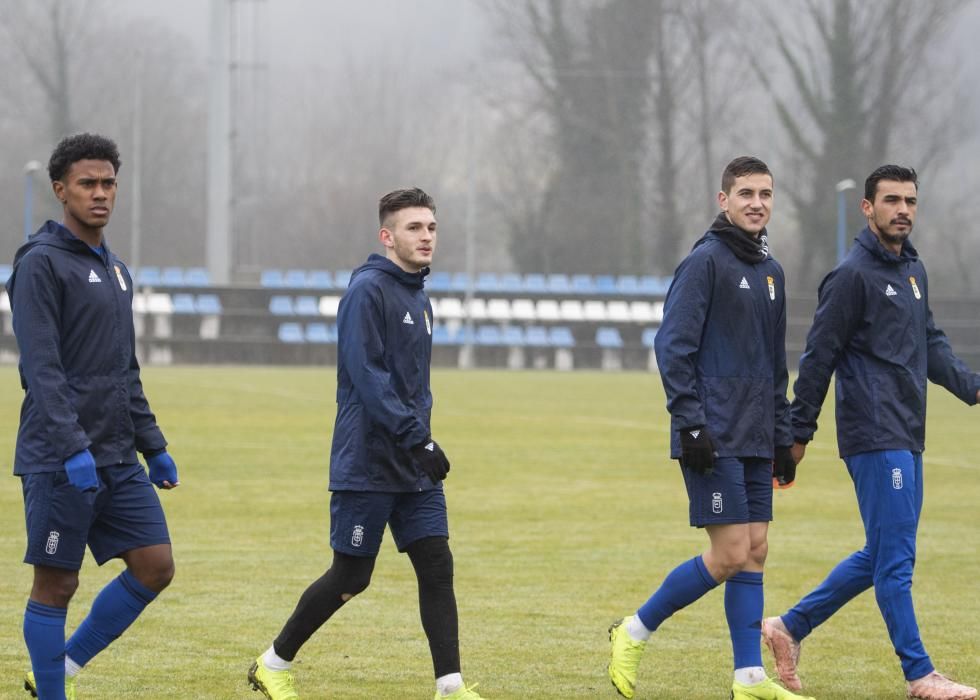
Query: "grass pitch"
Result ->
[[0, 366, 978, 699]]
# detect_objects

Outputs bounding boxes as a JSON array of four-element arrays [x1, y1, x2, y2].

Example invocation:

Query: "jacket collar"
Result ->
[[855, 226, 918, 264], [351, 253, 428, 290]]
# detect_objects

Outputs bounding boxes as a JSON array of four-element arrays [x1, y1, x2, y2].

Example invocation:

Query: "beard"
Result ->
[[875, 215, 912, 247]]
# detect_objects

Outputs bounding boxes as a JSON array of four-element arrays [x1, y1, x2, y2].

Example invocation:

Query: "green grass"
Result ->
[[1, 366, 978, 699]]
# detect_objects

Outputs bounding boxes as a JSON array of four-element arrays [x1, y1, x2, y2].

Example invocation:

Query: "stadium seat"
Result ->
[[465, 298, 488, 320], [0, 264, 11, 284], [596, 326, 624, 348], [455, 324, 476, 345], [476, 325, 503, 346], [558, 300, 584, 321], [572, 274, 596, 294], [629, 300, 657, 323], [524, 273, 547, 293], [432, 324, 454, 345], [318, 295, 341, 317], [162, 267, 185, 287], [334, 269, 353, 288], [548, 326, 575, 348], [433, 297, 465, 320], [639, 275, 671, 295], [486, 298, 512, 321], [510, 298, 536, 321], [450, 272, 471, 292], [607, 300, 631, 322], [535, 299, 561, 322], [617, 275, 640, 295], [277, 322, 304, 343], [284, 269, 308, 288], [171, 293, 196, 314], [583, 300, 608, 321], [595, 275, 617, 294], [428, 271, 452, 292], [477, 272, 500, 292], [500, 273, 524, 293], [525, 325, 550, 347], [307, 270, 333, 289], [144, 293, 174, 314], [641, 327, 659, 348], [184, 268, 210, 286], [305, 322, 336, 343], [260, 269, 285, 287], [294, 295, 319, 316], [547, 274, 571, 293], [195, 294, 223, 315], [135, 267, 161, 287], [502, 325, 525, 346], [0, 290, 10, 312], [269, 295, 295, 315]]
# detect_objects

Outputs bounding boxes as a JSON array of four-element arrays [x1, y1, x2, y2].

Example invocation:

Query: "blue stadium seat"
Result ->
[[307, 270, 333, 289], [162, 267, 185, 287], [195, 294, 222, 315], [547, 274, 571, 293], [172, 294, 196, 314], [427, 271, 452, 292], [476, 325, 503, 346], [135, 267, 161, 287], [571, 274, 596, 294], [184, 268, 210, 287], [525, 326, 550, 347], [294, 295, 319, 316], [641, 327, 658, 348], [477, 272, 500, 292], [455, 324, 476, 345], [502, 325, 525, 346], [284, 269, 308, 288], [450, 272, 471, 292], [432, 325, 453, 345], [305, 322, 335, 343], [269, 295, 294, 315], [334, 270, 353, 288], [524, 274, 547, 293], [278, 322, 304, 343], [548, 326, 575, 348], [0, 264, 11, 284], [595, 275, 617, 294], [596, 326, 624, 348], [260, 269, 285, 287], [617, 275, 640, 295], [639, 275, 671, 295], [499, 273, 524, 293]]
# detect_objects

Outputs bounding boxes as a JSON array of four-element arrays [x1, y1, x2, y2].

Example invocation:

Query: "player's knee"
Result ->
[[32, 567, 80, 607], [407, 536, 454, 586], [332, 552, 375, 599], [749, 540, 769, 568], [133, 559, 175, 593]]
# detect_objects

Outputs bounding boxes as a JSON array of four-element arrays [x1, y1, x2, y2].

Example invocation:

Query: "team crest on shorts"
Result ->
[[711, 492, 723, 514], [891, 468, 903, 490], [114, 265, 127, 291], [45, 530, 60, 555], [351, 525, 364, 547]]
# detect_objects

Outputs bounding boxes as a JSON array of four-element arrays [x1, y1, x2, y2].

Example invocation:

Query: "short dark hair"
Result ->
[[378, 187, 435, 226], [721, 156, 772, 194], [48, 133, 121, 182], [864, 164, 917, 202]]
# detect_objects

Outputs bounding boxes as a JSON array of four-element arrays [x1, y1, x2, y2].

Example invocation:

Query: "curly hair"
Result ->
[[47, 133, 121, 182]]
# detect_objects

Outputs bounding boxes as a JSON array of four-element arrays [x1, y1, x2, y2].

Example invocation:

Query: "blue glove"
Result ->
[[64, 449, 98, 492], [146, 451, 179, 488]]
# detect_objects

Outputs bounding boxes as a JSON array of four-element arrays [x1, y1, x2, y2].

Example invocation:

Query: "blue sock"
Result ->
[[725, 571, 764, 669], [24, 600, 67, 700], [65, 569, 157, 668], [636, 556, 719, 632]]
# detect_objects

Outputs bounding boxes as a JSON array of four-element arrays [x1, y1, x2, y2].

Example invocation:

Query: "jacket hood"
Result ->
[[349, 253, 428, 290], [855, 226, 918, 264], [7, 221, 109, 296]]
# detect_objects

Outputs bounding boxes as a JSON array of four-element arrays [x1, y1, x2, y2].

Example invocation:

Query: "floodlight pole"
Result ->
[[835, 178, 856, 264], [24, 160, 42, 240]]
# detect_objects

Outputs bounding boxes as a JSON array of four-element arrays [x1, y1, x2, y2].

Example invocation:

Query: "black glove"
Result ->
[[773, 446, 797, 489], [410, 438, 450, 484], [679, 426, 718, 475]]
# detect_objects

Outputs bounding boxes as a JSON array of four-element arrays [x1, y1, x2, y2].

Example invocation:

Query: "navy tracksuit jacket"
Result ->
[[329, 254, 436, 492], [791, 227, 979, 456], [655, 231, 792, 459], [6, 221, 166, 475]]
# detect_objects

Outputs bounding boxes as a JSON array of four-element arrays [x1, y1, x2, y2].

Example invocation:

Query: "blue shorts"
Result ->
[[330, 488, 449, 557], [681, 457, 773, 527], [22, 463, 171, 570]]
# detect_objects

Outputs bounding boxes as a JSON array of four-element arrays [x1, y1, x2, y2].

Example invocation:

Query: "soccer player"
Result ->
[[248, 188, 484, 700], [607, 156, 811, 700], [7, 133, 179, 700], [761, 165, 979, 700]]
